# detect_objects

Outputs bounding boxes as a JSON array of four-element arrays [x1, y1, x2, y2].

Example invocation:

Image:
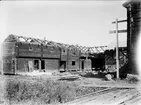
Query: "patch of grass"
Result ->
[[3, 75, 105, 105]]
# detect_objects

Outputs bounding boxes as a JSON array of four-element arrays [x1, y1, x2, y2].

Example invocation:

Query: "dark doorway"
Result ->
[[60, 61, 66, 71], [91, 58, 105, 71], [41, 60, 45, 69], [34, 60, 39, 70], [81, 61, 84, 70]]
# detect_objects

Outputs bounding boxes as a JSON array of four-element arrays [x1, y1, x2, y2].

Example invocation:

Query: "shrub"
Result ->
[[4, 76, 105, 105], [126, 74, 140, 83]]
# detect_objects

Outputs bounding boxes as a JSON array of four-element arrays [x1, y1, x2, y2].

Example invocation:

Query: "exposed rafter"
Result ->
[[8, 34, 107, 54]]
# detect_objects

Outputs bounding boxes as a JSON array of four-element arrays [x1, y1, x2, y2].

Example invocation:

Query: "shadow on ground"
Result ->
[[78, 72, 116, 79], [58, 77, 79, 81]]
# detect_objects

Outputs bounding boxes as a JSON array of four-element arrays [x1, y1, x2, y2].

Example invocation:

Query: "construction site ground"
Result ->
[[0, 70, 141, 105], [21, 70, 141, 88]]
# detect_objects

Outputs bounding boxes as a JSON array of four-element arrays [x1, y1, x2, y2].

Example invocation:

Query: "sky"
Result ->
[[0, 0, 127, 59]]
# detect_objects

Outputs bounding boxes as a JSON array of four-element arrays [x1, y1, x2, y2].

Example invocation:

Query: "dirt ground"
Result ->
[[51, 71, 140, 88], [2, 70, 140, 88], [0, 71, 140, 105]]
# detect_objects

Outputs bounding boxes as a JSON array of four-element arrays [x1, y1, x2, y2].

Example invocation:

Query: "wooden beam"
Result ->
[[119, 50, 128, 58], [109, 30, 127, 34], [100, 46, 106, 52], [112, 19, 127, 24], [95, 47, 100, 53]]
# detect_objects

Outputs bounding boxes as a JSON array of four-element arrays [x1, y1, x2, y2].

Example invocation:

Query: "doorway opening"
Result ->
[[60, 61, 66, 71], [34, 60, 39, 70], [91, 58, 105, 71], [41, 60, 45, 69]]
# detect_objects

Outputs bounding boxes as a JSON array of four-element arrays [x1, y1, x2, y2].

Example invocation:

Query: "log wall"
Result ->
[[124, 0, 141, 74]]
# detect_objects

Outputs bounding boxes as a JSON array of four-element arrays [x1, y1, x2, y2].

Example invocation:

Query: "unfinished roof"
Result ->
[[4, 34, 107, 54]]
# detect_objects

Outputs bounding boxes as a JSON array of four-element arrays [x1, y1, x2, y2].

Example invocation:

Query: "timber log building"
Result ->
[[2, 35, 127, 74], [2, 35, 105, 74]]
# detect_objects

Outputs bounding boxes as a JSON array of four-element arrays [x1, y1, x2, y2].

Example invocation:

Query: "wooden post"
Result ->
[[66, 48, 69, 71], [1, 60, 3, 75], [39, 60, 41, 70], [116, 19, 119, 79], [14, 58, 17, 74], [79, 50, 80, 71], [59, 47, 61, 71]]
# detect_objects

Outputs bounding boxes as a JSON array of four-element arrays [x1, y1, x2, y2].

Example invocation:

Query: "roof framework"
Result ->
[[9, 34, 107, 54]]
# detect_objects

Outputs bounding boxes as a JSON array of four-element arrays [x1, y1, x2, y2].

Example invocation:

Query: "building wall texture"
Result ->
[[3, 35, 118, 74], [3, 35, 98, 74], [3, 41, 16, 74], [123, 0, 141, 74]]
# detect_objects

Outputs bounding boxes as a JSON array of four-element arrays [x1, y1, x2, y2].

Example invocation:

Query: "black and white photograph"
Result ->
[[0, 0, 141, 105]]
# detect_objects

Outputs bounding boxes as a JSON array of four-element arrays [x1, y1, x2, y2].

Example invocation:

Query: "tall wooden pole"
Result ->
[[116, 19, 119, 78], [110, 19, 127, 78]]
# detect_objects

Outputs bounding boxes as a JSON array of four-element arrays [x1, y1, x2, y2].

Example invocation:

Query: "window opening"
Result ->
[[72, 61, 75, 66]]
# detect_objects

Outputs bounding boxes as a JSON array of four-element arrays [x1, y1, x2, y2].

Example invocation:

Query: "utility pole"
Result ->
[[116, 19, 119, 79], [109, 19, 127, 79]]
